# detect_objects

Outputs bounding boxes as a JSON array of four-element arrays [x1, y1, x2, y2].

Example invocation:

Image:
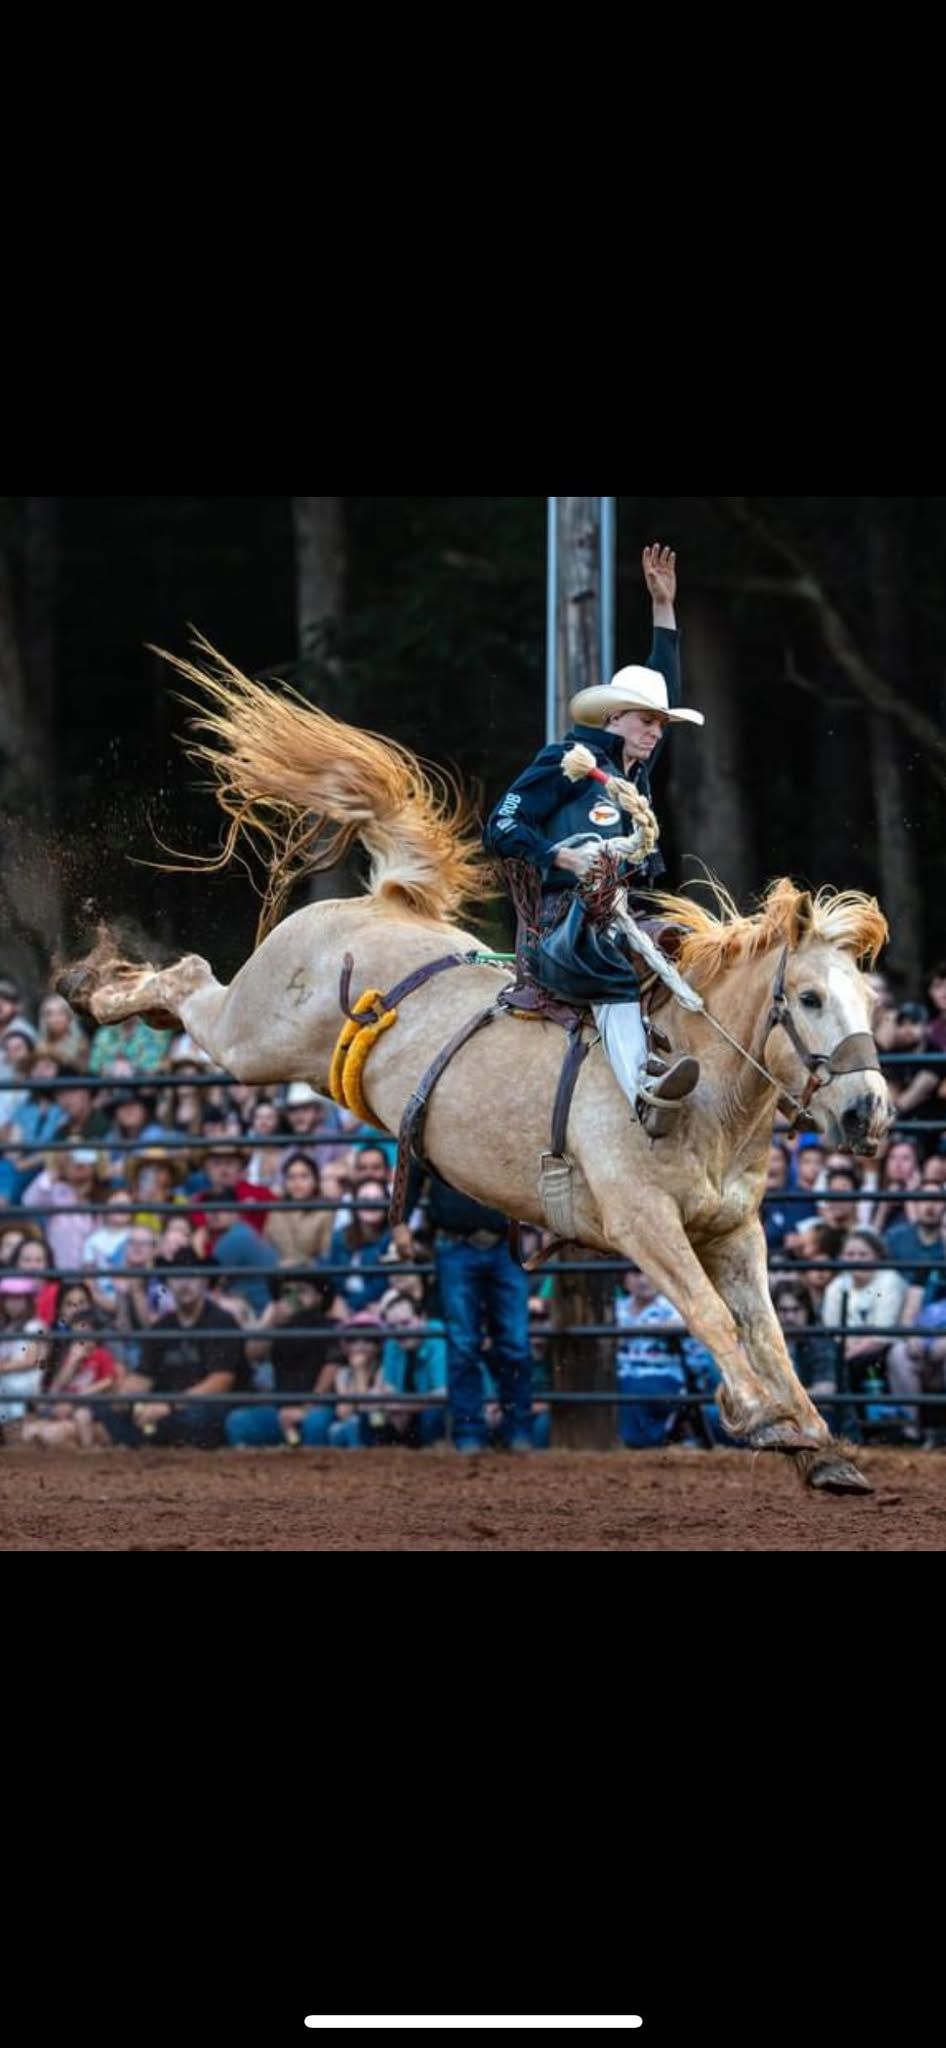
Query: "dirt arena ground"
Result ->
[[1, 1444, 944, 1549]]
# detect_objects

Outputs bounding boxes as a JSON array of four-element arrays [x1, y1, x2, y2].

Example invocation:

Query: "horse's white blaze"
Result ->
[[781, 944, 890, 1142]]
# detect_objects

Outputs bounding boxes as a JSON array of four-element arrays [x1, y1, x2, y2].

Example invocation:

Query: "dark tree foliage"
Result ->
[[1, 495, 943, 994]]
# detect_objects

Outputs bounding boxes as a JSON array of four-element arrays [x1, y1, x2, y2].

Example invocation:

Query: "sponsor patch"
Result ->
[[589, 802, 620, 826]]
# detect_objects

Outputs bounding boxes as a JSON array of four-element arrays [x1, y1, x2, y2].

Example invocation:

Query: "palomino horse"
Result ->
[[59, 641, 893, 1492]]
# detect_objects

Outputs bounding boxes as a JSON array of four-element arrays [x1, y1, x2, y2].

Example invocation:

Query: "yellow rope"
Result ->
[[328, 990, 398, 1122]]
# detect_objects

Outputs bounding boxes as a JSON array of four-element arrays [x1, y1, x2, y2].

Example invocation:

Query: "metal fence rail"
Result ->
[[17, 1390, 946, 1411], [5, 1052, 946, 1430]]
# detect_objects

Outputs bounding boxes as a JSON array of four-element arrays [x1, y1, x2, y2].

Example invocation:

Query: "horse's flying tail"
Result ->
[[149, 634, 493, 942]]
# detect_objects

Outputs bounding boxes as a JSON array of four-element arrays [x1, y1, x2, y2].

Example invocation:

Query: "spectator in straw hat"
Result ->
[[281, 1081, 349, 1166], [123, 1146, 189, 1232], [188, 1138, 274, 1242], [483, 543, 704, 1138]]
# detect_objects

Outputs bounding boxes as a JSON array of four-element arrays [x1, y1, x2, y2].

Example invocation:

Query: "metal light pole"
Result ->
[[546, 496, 618, 1449]]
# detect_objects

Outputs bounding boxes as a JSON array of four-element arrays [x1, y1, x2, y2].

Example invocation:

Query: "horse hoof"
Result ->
[[56, 966, 97, 1011], [748, 1421, 825, 1453], [807, 1456, 873, 1495]]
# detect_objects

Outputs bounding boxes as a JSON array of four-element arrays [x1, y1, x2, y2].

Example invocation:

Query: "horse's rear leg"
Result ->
[[57, 943, 241, 1072], [58, 944, 289, 1083], [58, 942, 220, 1031]]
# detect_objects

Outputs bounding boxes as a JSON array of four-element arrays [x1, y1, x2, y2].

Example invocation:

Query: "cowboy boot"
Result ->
[[636, 1055, 700, 1138]]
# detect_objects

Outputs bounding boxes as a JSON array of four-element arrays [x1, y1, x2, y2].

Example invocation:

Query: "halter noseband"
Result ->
[[765, 943, 882, 1135]]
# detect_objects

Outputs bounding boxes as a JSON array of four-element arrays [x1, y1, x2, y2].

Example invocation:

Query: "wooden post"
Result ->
[[549, 497, 617, 1449]]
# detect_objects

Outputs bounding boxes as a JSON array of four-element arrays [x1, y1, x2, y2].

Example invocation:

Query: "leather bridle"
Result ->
[[764, 943, 882, 1136]]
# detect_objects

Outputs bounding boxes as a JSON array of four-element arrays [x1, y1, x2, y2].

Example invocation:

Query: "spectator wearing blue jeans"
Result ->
[[399, 1171, 536, 1452]]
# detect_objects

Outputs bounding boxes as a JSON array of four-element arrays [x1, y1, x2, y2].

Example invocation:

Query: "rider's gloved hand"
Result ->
[[552, 838, 605, 882]]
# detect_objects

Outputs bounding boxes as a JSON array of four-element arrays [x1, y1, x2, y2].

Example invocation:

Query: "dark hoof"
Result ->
[[56, 966, 97, 1012], [748, 1421, 826, 1453], [808, 1456, 873, 1495]]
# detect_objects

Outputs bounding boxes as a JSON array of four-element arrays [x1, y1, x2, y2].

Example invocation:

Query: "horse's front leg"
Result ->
[[699, 1220, 871, 1494], [596, 1193, 785, 1444]]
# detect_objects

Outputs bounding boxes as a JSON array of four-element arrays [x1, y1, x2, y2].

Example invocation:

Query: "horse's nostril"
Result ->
[[841, 1095, 875, 1142]]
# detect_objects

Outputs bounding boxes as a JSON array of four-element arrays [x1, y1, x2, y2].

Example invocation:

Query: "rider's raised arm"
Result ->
[[642, 542, 681, 765]]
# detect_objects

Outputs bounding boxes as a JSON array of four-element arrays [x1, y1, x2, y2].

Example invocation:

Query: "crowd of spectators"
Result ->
[[0, 973, 551, 1452], [3, 960, 946, 1452]]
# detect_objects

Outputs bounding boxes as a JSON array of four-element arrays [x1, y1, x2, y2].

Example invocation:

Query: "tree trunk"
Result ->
[[24, 496, 59, 794], [550, 496, 616, 1449], [291, 496, 357, 901], [864, 503, 922, 991], [0, 541, 30, 811], [554, 496, 602, 735], [664, 595, 756, 906], [869, 715, 922, 991], [0, 517, 64, 998], [292, 495, 345, 695]]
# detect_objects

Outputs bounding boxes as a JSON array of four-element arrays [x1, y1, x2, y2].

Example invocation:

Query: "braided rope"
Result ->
[[560, 743, 659, 858]]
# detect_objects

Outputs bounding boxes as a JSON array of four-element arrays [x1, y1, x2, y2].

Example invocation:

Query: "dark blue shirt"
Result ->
[[885, 1221, 944, 1288], [482, 626, 681, 893]]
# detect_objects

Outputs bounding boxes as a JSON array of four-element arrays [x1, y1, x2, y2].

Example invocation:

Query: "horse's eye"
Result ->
[[800, 990, 823, 1011]]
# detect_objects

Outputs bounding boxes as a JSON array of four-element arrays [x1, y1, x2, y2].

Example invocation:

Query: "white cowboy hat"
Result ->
[[285, 1082, 322, 1107], [569, 664, 704, 729]]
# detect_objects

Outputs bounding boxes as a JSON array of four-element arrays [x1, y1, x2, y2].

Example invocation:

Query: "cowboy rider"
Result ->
[[483, 543, 705, 1137]]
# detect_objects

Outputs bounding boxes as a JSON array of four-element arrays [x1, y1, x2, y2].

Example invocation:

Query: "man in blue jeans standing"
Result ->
[[398, 1171, 541, 1452]]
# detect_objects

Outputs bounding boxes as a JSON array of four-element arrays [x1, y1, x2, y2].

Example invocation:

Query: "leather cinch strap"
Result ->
[[389, 1003, 501, 1227]]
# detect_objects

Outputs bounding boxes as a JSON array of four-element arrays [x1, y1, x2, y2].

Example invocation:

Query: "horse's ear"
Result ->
[[789, 890, 814, 947]]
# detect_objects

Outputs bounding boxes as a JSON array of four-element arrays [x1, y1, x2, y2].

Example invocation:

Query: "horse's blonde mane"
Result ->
[[147, 635, 493, 943], [648, 875, 888, 989]]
